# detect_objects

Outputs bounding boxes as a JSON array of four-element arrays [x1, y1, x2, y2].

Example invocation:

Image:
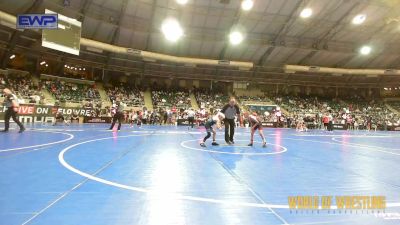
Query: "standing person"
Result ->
[[200, 112, 225, 147], [221, 98, 240, 144], [187, 108, 196, 129], [328, 111, 333, 131], [246, 112, 267, 147], [322, 113, 329, 130], [109, 99, 125, 131], [163, 109, 168, 125], [129, 109, 135, 127], [366, 115, 372, 131], [1, 88, 25, 133], [142, 110, 148, 124], [136, 111, 142, 127], [167, 110, 173, 125]]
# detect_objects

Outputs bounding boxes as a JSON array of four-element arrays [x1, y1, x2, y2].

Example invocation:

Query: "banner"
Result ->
[[262, 122, 277, 128], [332, 124, 347, 130], [83, 117, 112, 123], [177, 118, 189, 126], [387, 125, 400, 131], [0, 104, 95, 123]]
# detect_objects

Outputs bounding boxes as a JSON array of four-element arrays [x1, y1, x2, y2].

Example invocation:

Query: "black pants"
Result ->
[[328, 121, 333, 131], [224, 118, 235, 143], [109, 112, 123, 130], [203, 126, 213, 142], [203, 132, 211, 142], [188, 117, 194, 128], [4, 108, 24, 131]]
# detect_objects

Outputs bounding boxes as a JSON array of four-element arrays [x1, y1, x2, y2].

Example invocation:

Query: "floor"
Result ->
[[1, 124, 400, 225]]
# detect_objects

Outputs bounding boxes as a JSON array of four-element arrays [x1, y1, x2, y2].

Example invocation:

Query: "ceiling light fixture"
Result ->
[[352, 14, 366, 25], [241, 0, 254, 11], [161, 18, 184, 42], [176, 0, 188, 5], [229, 31, 244, 45], [360, 45, 371, 55], [300, 8, 313, 18]]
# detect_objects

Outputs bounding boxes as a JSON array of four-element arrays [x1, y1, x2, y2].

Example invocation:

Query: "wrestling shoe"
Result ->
[[200, 143, 206, 147], [212, 142, 219, 146], [247, 143, 253, 147], [262, 142, 267, 147]]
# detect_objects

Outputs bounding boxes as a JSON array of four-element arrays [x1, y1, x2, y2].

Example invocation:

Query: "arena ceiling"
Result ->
[[1, 0, 400, 87]]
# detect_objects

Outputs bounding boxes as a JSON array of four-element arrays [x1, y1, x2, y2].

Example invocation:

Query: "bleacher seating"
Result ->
[[194, 89, 229, 110], [105, 85, 144, 107], [42, 79, 100, 103], [152, 88, 191, 109], [0, 74, 43, 103]]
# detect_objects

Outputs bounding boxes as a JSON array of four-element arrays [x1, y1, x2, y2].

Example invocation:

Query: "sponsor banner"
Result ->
[[83, 117, 112, 124], [332, 124, 347, 130], [17, 14, 58, 29], [387, 126, 400, 131], [0, 104, 95, 123], [177, 119, 189, 126], [262, 122, 277, 128]]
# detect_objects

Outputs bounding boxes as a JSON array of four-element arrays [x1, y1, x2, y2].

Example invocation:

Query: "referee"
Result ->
[[1, 88, 25, 133], [221, 98, 240, 144], [187, 108, 196, 129], [109, 99, 125, 131]]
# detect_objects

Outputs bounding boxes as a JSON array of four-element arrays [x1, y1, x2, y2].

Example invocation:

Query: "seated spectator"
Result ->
[[194, 89, 229, 110], [152, 87, 191, 109], [105, 85, 144, 107], [42, 79, 101, 103]]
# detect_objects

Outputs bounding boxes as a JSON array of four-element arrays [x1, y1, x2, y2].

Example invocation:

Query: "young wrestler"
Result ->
[[53, 111, 70, 126], [247, 111, 267, 147], [200, 112, 225, 147]]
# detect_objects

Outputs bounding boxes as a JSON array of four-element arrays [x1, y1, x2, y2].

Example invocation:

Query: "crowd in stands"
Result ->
[[106, 85, 144, 107], [0, 74, 44, 104], [42, 79, 100, 103], [2, 72, 400, 131], [152, 87, 191, 109], [239, 95, 270, 103], [194, 88, 229, 110], [271, 94, 399, 130], [388, 101, 400, 112]]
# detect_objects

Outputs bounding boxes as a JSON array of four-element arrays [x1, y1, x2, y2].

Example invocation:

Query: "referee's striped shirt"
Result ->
[[221, 104, 240, 119]]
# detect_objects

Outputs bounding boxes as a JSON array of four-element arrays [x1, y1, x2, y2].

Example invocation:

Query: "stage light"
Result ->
[[45, 64, 48, 67], [360, 45, 371, 55], [40, 61, 46, 65], [64, 65, 67, 67], [9, 54, 15, 59], [241, 0, 254, 11], [161, 18, 184, 42], [352, 14, 366, 25], [176, 0, 188, 5], [83, 68, 86, 71], [229, 31, 244, 45], [300, 8, 313, 18]]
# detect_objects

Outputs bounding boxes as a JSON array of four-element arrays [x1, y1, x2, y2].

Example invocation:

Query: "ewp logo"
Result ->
[[17, 14, 58, 29]]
